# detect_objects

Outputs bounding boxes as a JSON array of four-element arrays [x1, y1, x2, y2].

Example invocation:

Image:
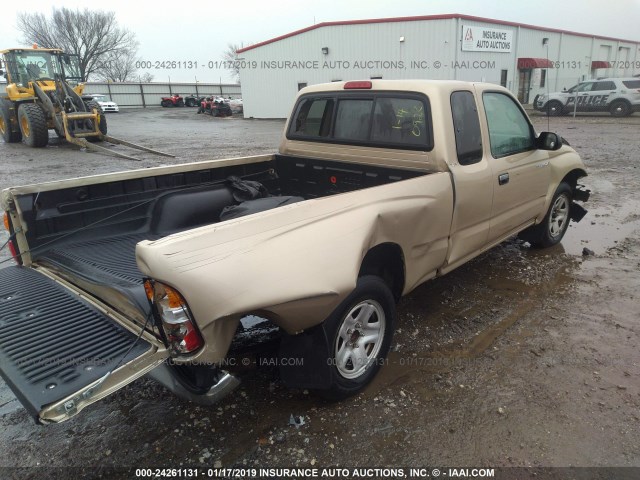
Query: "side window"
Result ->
[[482, 92, 534, 158], [289, 97, 334, 137], [593, 81, 615, 91], [371, 98, 427, 146], [576, 82, 594, 92], [334, 99, 373, 141], [450, 91, 483, 165]]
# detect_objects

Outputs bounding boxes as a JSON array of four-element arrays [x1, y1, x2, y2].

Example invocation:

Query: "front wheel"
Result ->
[[18, 103, 49, 147], [519, 182, 572, 248], [319, 275, 396, 400], [546, 100, 564, 116]]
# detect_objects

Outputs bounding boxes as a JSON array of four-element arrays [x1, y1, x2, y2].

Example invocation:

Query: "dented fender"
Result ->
[[135, 173, 454, 365]]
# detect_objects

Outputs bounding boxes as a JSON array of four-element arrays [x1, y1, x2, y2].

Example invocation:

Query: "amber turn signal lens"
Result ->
[[3, 213, 10, 232]]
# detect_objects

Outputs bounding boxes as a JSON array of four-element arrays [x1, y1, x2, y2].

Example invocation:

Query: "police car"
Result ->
[[534, 77, 640, 117]]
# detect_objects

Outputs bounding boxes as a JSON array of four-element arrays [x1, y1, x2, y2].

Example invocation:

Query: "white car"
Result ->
[[534, 77, 640, 117], [85, 94, 119, 113]]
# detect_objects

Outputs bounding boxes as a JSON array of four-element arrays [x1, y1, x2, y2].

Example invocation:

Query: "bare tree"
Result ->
[[16, 7, 137, 81], [95, 47, 139, 82], [139, 72, 154, 83], [223, 43, 242, 82]]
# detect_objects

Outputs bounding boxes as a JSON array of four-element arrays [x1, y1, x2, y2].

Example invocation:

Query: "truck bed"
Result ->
[[11, 155, 427, 323]]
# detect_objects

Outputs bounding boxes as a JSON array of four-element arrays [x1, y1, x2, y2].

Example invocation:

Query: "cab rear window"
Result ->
[[288, 93, 432, 150], [622, 80, 640, 89]]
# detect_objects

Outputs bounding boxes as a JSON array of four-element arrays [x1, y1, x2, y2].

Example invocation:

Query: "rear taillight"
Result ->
[[144, 280, 204, 355], [3, 212, 20, 264]]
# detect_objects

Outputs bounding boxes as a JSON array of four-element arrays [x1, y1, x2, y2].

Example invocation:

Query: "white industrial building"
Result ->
[[237, 14, 640, 118]]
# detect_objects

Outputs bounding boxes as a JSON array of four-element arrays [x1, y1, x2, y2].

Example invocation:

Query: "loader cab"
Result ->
[[1, 48, 82, 95]]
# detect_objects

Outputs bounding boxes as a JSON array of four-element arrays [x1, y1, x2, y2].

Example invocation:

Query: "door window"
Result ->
[[482, 92, 534, 158], [451, 91, 483, 165]]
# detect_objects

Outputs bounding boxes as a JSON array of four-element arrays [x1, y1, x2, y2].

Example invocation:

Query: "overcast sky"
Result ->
[[1, 0, 639, 84]]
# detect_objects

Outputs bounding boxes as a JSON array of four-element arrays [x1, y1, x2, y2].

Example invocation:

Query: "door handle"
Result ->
[[498, 173, 509, 185]]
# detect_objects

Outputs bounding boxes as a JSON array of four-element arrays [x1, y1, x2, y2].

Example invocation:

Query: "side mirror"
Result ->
[[0, 69, 4, 77], [537, 132, 563, 151], [562, 87, 566, 91]]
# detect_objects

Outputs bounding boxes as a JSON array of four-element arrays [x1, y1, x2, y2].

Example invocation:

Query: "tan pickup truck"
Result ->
[[0, 80, 589, 423]]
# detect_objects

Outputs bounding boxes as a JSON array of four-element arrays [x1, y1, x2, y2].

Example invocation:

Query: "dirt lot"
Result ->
[[1, 108, 639, 478]]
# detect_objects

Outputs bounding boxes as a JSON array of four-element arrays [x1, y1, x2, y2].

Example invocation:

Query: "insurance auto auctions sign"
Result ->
[[462, 25, 513, 52]]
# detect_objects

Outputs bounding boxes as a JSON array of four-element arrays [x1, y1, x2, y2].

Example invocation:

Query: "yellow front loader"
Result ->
[[0, 46, 173, 161]]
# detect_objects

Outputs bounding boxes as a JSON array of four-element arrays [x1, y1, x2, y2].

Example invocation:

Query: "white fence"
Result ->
[[0, 82, 242, 108], [83, 82, 242, 108]]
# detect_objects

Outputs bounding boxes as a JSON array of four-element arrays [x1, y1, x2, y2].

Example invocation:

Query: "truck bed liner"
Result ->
[[40, 233, 159, 286]]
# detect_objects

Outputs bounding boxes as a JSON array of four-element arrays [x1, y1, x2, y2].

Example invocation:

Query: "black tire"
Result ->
[[18, 103, 49, 147], [176, 99, 184, 107], [519, 182, 572, 248], [161, 100, 172, 107], [84, 101, 107, 142], [546, 100, 564, 116], [319, 275, 396, 400], [0, 100, 22, 143], [609, 100, 631, 117], [186, 99, 195, 107]]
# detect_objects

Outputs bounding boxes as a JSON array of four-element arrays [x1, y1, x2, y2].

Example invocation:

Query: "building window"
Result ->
[[297, 82, 307, 91], [500, 70, 508, 87], [540, 70, 547, 88]]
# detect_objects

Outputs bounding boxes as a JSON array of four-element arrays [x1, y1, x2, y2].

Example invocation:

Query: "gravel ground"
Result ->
[[0, 108, 639, 479]]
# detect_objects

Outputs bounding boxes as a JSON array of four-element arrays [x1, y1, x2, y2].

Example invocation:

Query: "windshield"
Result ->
[[91, 95, 107, 101], [4, 50, 59, 85]]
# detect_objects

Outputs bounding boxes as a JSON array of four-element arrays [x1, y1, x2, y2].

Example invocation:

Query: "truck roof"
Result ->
[[299, 79, 498, 95]]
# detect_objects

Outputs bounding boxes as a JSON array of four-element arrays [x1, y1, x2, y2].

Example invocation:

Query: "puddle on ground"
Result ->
[[561, 199, 640, 256]]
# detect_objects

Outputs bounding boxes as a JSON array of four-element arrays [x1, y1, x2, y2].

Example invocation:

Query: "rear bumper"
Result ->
[[146, 364, 240, 405]]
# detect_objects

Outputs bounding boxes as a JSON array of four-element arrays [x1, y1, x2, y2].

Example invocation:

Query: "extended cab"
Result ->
[[0, 80, 589, 423]]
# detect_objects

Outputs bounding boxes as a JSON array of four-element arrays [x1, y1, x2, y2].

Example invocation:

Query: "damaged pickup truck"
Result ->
[[0, 80, 589, 423]]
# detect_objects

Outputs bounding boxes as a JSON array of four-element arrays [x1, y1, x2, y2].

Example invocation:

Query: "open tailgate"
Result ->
[[0, 266, 168, 423]]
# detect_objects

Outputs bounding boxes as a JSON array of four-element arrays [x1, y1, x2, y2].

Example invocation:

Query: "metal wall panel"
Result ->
[[239, 17, 640, 118]]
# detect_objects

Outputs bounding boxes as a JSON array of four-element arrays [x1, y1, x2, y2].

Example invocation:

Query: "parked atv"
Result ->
[[184, 94, 203, 107], [197, 96, 232, 117], [161, 94, 184, 107]]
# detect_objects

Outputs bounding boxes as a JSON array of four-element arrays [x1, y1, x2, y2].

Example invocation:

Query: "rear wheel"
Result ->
[[609, 100, 631, 117], [84, 101, 107, 142], [0, 100, 22, 143], [18, 103, 48, 147], [319, 275, 396, 400], [161, 100, 172, 107], [176, 99, 184, 107]]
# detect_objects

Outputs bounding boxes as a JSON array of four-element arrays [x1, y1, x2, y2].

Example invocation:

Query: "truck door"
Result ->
[[445, 90, 493, 271], [0, 266, 169, 423], [480, 91, 550, 242]]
